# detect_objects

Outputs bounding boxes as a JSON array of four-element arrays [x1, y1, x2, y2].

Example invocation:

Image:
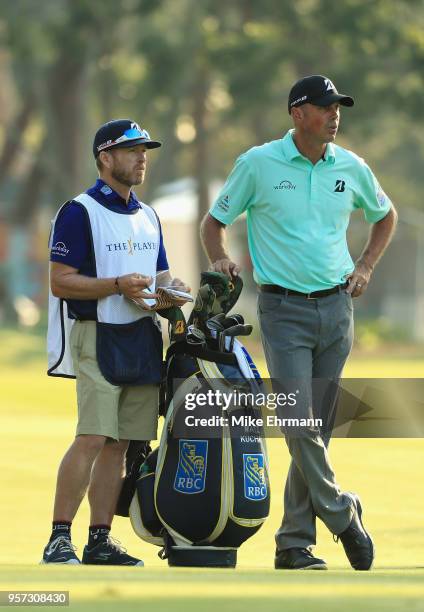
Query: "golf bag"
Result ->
[[128, 273, 271, 567]]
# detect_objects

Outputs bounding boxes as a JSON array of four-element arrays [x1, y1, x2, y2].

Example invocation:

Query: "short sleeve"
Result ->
[[50, 202, 91, 269], [354, 162, 392, 223], [209, 154, 255, 225]]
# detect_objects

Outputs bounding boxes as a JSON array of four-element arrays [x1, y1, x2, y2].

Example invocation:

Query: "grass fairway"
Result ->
[[0, 329, 423, 611], [1, 567, 424, 612]]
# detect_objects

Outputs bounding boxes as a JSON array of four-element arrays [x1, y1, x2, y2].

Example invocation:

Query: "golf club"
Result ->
[[220, 323, 253, 352]]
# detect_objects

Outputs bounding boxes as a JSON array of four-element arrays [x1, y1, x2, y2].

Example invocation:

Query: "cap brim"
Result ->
[[113, 138, 162, 150], [313, 93, 354, 107], [97, 139, 162, 156]]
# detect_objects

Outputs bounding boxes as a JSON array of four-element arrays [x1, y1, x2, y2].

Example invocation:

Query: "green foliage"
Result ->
[[1, 0, 424, 212], [355, 317, 414, 350]]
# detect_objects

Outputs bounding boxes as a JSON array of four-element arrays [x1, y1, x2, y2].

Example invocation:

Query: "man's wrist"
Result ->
[[114, 276, 122, 295], [356, 257, 374, 273], [212, 255, 230, 264]]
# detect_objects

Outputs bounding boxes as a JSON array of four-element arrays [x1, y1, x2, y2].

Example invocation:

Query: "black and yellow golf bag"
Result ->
[[127, 273, 271, 567]]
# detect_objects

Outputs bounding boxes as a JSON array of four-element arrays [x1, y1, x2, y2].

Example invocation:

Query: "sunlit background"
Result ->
[[0, 3, 423, 609], [0, 0, 423, 352]]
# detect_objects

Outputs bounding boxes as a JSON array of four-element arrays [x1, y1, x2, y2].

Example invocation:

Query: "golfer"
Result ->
[[43, 119, 190, 565], [201, 75, 397, 570]]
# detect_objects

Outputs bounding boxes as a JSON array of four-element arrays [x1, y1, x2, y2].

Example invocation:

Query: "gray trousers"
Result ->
[[257, 289, 355, 551]]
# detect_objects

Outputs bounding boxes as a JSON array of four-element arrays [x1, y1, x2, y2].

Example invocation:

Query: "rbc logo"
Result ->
[[174, 440, 208, 494], [243, 454, 267, 501]]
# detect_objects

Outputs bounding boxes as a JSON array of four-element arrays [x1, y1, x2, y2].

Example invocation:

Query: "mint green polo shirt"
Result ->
[[210, 129, 392, 292]]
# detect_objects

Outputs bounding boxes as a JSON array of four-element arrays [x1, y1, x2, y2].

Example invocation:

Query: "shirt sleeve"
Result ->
[[156, 217, 169, 272], [50, 201, 91, 269], [354, 162, 393, 223], [209, 154, 256, 225]]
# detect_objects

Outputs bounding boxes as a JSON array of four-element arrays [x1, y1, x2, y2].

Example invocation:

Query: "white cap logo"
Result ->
[[324, 78, 335, 92]]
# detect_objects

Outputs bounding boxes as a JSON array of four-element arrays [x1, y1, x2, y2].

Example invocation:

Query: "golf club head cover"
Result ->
[[157, 306, 187, 342], [187, 273, 244, 329]]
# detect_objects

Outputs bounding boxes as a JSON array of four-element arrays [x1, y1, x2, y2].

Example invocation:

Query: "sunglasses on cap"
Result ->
[[96, 127, 152, 153]]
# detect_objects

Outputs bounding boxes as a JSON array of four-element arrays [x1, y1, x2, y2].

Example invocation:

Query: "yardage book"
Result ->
[[130, 286, 193, 311]]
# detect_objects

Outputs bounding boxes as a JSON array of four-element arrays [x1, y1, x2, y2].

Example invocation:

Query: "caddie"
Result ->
[[42, 119, 190, 566], [201, 75, 397, 570]]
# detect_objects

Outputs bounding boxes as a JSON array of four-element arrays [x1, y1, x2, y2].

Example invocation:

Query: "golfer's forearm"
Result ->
[[200, 214, 230, 262], [51, 273, 118, 299], [357, 206, 398, 270]]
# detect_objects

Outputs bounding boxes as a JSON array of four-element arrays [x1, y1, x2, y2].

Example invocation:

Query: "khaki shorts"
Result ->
[[70, 321, 159, 441]]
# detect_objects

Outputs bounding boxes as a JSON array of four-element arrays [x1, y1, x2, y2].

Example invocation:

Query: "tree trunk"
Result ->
[[0, 97, 33, 187], [47, 52, 88, 202], [192, 58, 210, 276], [11, 135, 47, 226]]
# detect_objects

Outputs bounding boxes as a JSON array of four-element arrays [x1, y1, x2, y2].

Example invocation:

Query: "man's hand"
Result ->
[[153, 272, 192, 305], [345, 260, 373, 297], [166, 277, 192, 305], [210, 258, 241, 278], [170, 277, 191, 293], [118, 273, 157, 300]]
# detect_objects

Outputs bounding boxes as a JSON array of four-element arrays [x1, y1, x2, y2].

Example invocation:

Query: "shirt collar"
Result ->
[[282, 129, 336, 164], [86, 179, 141, 214], [324, 142, 336, 163]]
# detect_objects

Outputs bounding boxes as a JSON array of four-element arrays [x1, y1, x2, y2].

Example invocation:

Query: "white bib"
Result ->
[[47, 193, 161, 377]]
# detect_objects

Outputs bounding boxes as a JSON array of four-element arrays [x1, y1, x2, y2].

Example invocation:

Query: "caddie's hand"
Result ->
[[210, 258, 241, 278], [167, 277, 192, 304], [170, 277, 191, 292], [116, 273, 157, 300], [345, 260, 373, 297]]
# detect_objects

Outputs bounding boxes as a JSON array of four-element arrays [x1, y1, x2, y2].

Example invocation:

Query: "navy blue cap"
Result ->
[[93, 119, 161, 157], [288, 75, 354, 113]]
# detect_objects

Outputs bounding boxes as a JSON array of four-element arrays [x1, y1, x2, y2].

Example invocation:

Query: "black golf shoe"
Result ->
[[82, 536, 144, 566], [275, 547, 327, 570], [335, 493, 374, 570], [40, 535, 80, 565]]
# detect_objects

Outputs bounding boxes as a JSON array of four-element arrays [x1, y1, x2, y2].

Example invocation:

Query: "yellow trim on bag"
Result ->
[[129, 490, 164, 547], [152, 358, 271, 544], [154, 374, 203, 546], [197, 358, 230, 543]]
